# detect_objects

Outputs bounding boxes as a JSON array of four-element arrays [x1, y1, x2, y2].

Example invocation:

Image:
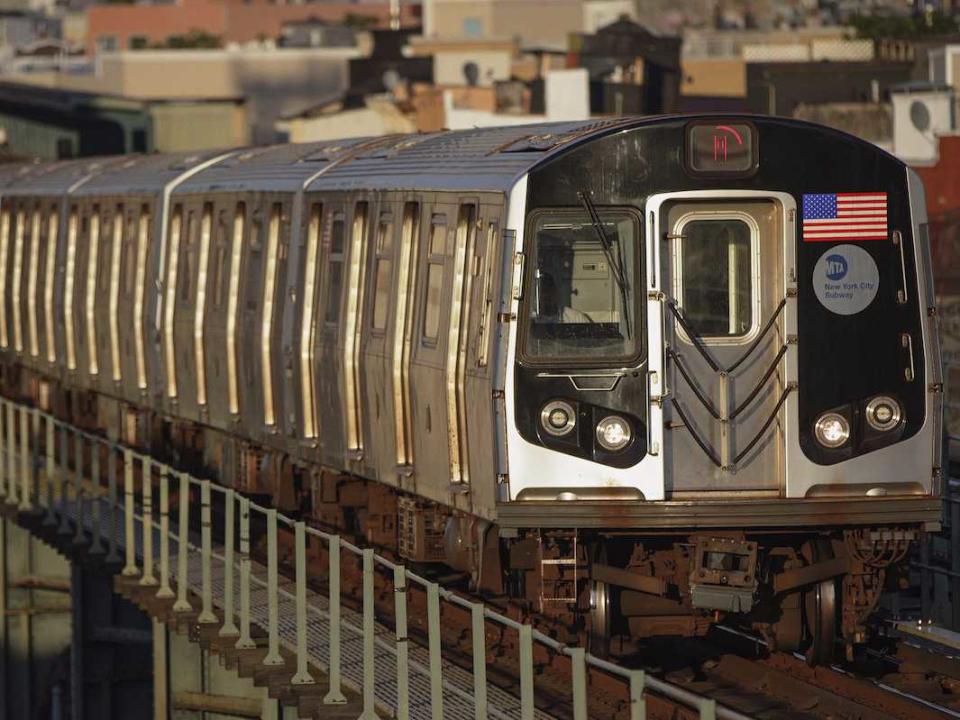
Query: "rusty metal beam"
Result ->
[[11, 575, 71, 593], [171, 691, 263, 717], [773, 557, 848, 595], [591, 563, 667, 596]]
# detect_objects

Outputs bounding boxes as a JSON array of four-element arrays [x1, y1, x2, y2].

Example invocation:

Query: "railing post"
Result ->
[[519, 623, 534, 720], [89, 440, 104, 554], [219, 488, 238, 637], [629, 669, 646, 720], [235, 496, 254, 649], [323, 534, 346, 705], [700, 698, 717, 720], [72, 431, 84, 543], [56, 426, 70, 535], [7, 401, 18, 506], [140, 458, 156, 586], [105, 448, 120, 563], [471, 603, 487, 720], [570, 647, 587, 720], [263, 508, 283, 665], [7, 402, 20, 505], [359, 548, 379, 719], [198, 480, 216, 624], [121, 449, 138, 576], [427, 582, 443, 720], [18, 405, 31, 512], [43, 415, 55, 525], [394, 565, 409, 720], [291, 521, 314, 685], [156, 468, 174, 599], [173, 472, 192, 613]]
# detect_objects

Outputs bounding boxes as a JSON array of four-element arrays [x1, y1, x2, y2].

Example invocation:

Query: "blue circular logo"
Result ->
[[825, 253, 848, 281]]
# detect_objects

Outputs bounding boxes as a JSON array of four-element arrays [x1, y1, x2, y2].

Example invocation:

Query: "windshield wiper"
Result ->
[[578, 191, 631, 336]]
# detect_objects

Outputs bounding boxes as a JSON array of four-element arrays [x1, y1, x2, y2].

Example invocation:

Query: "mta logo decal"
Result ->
[[825, 254, 848, 281]]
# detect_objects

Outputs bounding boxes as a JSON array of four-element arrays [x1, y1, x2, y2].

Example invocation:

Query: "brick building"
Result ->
[[85, 0, 421, 55]]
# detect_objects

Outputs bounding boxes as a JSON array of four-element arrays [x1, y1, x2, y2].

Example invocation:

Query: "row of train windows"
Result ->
[[0, 197, 500, 429]]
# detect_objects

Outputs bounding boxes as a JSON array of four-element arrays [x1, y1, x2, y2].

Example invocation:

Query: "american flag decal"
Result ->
[[802, 192, 888, 242]]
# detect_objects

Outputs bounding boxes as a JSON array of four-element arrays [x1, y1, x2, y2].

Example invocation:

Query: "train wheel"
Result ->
[[588, 545, 612, 658], [803, 538, 839, 666]]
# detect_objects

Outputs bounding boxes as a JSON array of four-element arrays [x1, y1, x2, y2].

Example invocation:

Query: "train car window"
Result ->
[[133, 206, 150, 390], [523, 209, 641, 363], [164, 206, 183, 398], [27, 209, 41, 357], [393, 202, 420, 466], [11, 208, 25, 354], [423, 216, 447, 343], [84, 208, 100, 374], [179, 211, 197, 306], [64, 208, 78, 370], [344, 201, 369, 451], [675, 218, 754, 338], [44, 209, 58, 363], [123, 212, 137, 297], [195, 202, 213, 406], [372, 214, 393, 332], [300, 203, 322, 438], [213, 211, 228, 309], [226, 202, 245, 415], [476, 221, 499, 367], [324, 215, 345, 325], [109, 207, 124, 381], [261, 202, 282, 426], [0, 207, 10, 349]]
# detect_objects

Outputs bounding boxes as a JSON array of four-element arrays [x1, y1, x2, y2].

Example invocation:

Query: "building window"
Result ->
[[129, 35, 149, 50], [96, 36, 118, 53], [463, 18, 483, 37]]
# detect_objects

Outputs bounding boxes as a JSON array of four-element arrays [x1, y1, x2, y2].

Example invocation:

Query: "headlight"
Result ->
[[596, 415, 632, 451], [814, 412, 850, 449], [541, 400, 576, 437], [865, 395, 902, 432]]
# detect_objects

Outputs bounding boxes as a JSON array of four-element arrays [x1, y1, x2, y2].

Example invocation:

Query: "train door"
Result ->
[[360, 198, 399, 484], [313, 202, 348, 466], [651, 193, 789, 495], [408, 198, 477, 507]]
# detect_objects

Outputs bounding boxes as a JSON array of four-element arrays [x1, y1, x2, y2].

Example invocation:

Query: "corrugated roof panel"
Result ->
[[73, 150, 231, 196], [1, 158, 117, 197]]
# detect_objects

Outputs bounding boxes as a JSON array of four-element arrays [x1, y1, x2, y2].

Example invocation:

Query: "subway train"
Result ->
[[0, 115, 943, 664]]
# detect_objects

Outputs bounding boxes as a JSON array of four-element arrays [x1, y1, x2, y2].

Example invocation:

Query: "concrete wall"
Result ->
[[278, 102, 415, 143], [14, 47, 356, 144], [432, 47, 513, 85], [150, 101, 248, 152], [429, 0, 587, 49]]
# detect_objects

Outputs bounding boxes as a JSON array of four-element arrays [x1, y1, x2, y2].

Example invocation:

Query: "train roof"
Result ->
[[0, 115, 904, 200]]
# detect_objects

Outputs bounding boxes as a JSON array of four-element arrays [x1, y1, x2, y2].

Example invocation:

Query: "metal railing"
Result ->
[[0, 395, 752, 720]]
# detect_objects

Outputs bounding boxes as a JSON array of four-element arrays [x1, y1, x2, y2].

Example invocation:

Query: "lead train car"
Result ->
[[0, 116, 943, 663]]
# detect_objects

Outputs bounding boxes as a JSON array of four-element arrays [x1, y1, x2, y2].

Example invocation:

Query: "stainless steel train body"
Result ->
[[0, 115, 943, 662]]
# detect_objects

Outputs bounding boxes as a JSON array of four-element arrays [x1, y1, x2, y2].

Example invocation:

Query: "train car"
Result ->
[[0, 115, 943, 665]]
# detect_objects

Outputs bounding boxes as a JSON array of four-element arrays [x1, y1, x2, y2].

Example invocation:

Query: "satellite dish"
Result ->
[[382, 68, 401, 91], [463, 61, 479, 87], [910, 100, 931, 132]]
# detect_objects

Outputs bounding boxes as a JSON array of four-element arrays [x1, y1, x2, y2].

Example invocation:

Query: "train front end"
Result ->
[[498, 116, 942, 661]]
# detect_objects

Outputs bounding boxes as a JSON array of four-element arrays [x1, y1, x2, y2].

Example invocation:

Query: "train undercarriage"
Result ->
[[16, 374, 922, 667]]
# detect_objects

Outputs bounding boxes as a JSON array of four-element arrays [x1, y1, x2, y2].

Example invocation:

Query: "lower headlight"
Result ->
[[865, 395, 902, 432], [596, 415, 632, 451], [541, 400, 576, 437], [814, 412, 850, 449]]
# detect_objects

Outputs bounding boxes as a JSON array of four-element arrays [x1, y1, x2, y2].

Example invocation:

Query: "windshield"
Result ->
[[522, 209, 642, 363]]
